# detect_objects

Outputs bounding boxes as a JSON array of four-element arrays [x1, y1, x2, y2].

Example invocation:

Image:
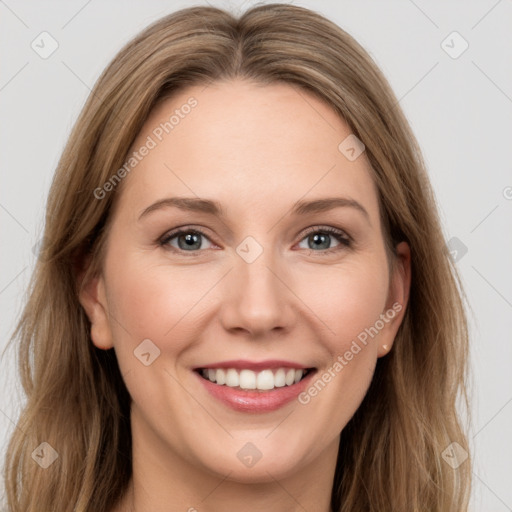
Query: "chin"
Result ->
[[197, 446, 307, 483]]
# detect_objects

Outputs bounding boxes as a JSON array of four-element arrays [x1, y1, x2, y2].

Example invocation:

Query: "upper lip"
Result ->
[[194, 359, 313, 371]]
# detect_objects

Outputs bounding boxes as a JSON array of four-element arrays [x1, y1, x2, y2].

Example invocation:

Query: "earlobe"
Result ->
[[78, 273, 114, 350]]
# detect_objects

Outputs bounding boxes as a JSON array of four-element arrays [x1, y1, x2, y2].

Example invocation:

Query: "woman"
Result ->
[[3, 3, 472, 511]]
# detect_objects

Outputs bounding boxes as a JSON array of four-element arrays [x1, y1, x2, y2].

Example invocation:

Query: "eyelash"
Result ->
[[158, 225, 352, 257]]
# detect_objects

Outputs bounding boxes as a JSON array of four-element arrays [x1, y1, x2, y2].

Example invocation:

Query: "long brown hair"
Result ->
[[2, 4, 472, 511]]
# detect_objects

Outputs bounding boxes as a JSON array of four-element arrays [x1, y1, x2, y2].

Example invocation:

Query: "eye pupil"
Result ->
[[179, 233, 201, 250], [310, 233, 330, 250]]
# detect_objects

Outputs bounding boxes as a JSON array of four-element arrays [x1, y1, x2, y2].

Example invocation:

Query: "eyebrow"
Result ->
[[138, 196, 370, 224]]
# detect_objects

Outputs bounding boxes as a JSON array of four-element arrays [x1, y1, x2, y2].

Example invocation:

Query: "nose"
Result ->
[[219, 248, 296, 338]]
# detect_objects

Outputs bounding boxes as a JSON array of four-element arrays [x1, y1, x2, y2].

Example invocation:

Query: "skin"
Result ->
[[79, 79, 411, 512]]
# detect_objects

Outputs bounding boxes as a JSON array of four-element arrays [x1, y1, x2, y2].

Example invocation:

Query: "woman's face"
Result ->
[[80, 79, 410, 483]]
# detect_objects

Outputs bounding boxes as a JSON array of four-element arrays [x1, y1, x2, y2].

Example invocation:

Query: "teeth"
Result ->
[[274, 368, 286, 388], [200, 367, 308, 390], [225, 368, 239, 387], [256, 369, 274, 390], [216, 368, 226, 385]]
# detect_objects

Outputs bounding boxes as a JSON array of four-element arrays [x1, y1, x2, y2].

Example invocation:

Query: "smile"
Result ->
[[193, 362, 318, 413], [197, 367, 313, 391]]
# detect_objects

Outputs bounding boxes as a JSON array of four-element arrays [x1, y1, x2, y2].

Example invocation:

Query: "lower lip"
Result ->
[[194, 369, 317, 413]]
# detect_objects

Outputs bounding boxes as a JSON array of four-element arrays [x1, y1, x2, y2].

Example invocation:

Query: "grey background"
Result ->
[[1, 0, 511, 510]]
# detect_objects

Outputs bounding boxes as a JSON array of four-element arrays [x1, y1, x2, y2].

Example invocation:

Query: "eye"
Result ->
[[296, 226, 351, 254], [159, 228, 214, 254]]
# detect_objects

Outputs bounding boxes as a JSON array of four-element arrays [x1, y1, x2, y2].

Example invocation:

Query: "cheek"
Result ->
[[104, 251, 219, 354], [294, 255, 389, 349]]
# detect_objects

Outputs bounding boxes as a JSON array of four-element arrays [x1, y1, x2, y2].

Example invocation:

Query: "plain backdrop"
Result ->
[[1, 1, 511, 510]]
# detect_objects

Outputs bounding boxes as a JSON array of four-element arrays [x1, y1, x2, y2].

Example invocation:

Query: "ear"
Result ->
[[377, 241, 411, 357], [78, 268, 114, 350]]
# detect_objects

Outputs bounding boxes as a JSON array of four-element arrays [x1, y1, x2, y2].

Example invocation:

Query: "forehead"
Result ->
[[116, 79, 380, 225]]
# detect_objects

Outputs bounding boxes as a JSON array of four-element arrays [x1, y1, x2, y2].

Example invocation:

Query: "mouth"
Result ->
[[194, 366, 316, 392]]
